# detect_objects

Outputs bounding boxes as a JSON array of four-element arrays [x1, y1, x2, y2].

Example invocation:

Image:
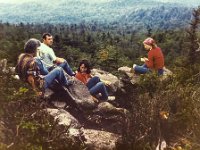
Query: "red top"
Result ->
[[75, 72, 92, 84], [145, 47, 164, 70]]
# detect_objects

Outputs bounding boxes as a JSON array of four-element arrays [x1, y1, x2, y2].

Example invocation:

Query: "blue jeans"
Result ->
[[134, 64, 164, 75], [134, 64, 149, 74], [58, 61, 75, 76], [157, 69, 164, 76], [35, 59, 70, 89], [86, 76, 108, 100]]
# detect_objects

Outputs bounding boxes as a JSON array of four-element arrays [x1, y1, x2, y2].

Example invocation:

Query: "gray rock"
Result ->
[[91, 68, 120, 93], [51, 101, 67, 109], [118, 66, 173, 84], [118, 66, 133, 78], [95, 102, 126, 114], [65, 76, 97, 110], [84, 129, 120, 150], [0, 59, 8, 73], [46, 108, 84, 139], [44, 88, 55, 99]]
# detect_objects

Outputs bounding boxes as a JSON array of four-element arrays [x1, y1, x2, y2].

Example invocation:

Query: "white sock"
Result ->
[[133, 64, 137, 69]]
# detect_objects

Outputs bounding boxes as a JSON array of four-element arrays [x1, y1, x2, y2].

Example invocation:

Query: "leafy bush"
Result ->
[[117, 68, 200, 150], [0, 73, 85, 150]]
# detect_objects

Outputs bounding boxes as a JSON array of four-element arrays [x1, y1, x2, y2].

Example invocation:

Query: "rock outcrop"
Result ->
[[118, 66, 173, 84], [0, 59, 126, 149], [44, 108, 121, 150], [91, 68, 121, 93]]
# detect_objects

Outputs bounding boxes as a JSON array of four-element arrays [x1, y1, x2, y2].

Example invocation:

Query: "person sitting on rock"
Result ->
[[75, 60, 115, 101], [16, 38, 73, 96], [132, 37, 165, 75], [37, 33, 76, 76]]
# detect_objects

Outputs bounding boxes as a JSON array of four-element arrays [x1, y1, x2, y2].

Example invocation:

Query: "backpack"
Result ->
[[15, 54, 40, 81]]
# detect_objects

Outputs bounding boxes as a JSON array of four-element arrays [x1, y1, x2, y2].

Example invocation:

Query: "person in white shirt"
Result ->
[[37, 33, 75, 76]]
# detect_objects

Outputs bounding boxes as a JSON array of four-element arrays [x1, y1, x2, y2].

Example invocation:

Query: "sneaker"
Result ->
[[107, 96, 115, 101], [72, 72, 76, 76], [133, 64, 137, 69]]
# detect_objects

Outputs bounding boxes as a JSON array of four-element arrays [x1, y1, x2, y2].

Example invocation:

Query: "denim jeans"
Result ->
[[35, 58, 69, 89], [86, 76, 108, 100], [157, 69, 164, 76], [134, 64, 149, 74], [58, 61, 75, 76], [134, 64, 164, 75]]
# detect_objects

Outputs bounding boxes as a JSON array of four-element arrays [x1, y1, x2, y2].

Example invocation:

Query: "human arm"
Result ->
[[35, 58, 49, 75], [43, 45, 65, 64], [145, 51, 154, 68], [55, 57, 66, 64]]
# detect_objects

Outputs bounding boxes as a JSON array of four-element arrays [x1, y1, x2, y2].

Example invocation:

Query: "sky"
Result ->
[[0, 0, 114, 3]]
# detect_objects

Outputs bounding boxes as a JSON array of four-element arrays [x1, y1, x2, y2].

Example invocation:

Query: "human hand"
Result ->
[[56, 57, 65, 64], [36, 91, 43, 97], [102, 80, 111, 86], [92, 96, 99, 103], [140, 57, 148, 62]]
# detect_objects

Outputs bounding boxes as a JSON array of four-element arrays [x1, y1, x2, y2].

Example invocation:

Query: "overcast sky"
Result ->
[[0, 0, 199, 5], [0, 0, 114, 3]]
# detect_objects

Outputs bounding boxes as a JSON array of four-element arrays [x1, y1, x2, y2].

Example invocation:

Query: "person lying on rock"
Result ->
[[132, 37, 165, 75], [75, 60, 115, 101], [37, 33, 76, 76], [16, 38, 73, 97]]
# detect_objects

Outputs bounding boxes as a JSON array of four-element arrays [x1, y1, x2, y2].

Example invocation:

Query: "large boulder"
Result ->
[[91, 68, 120, 93], [45, 109, 121, 150], [65, 76, 97, 110], [118, 66, 173, 84], [118, 66, 140, 84], [95, 102, 126, 114], [1, 58, 127, 149], [42, 75, 98, 111], [83, 129, 120, 150], [46, 108, 85, 141]]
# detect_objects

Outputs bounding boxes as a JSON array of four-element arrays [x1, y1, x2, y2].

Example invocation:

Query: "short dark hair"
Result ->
[[24, 38, 41, 54], [42, 33, 52, 40], [77, 60, 91, 74]]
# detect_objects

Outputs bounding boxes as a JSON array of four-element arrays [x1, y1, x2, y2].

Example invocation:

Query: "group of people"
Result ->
[[16, 33, 165, 102], [16, 33, 115, 101]]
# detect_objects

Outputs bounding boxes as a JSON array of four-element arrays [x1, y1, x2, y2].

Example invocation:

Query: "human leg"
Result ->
[[133, 64, 149, 74], [58, 60, 75, 76], [158, 69, 164, 76], [43, 67, 71, 89], [89, 82, 108, 100], [35, 58, 49, 75], [86, 76, 101, 89]]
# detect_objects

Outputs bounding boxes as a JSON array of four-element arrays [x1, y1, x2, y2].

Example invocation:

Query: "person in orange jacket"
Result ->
[[75, 60, 115, 101]]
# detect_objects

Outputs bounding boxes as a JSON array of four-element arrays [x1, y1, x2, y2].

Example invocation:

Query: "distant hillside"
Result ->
[[120, 6, 193, 30], [0, 0, 198, 30]]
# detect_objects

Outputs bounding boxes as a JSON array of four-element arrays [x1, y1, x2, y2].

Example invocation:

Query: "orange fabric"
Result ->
[[145, 47, 164, 70], [75, 72, 92, 84]]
